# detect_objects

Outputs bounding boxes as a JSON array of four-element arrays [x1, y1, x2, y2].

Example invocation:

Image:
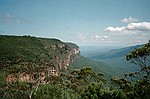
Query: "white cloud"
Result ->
[[95, 35, 102, 39], [105, 27, 125, 32], [126, 22, 150, 31], [121, 17, 138, 23], [78, 34, 109, 43], [103, 35, 108, 38], [108, 40, 113, 43], [95, 35, 108, 40], [105, 22, 150, 34]]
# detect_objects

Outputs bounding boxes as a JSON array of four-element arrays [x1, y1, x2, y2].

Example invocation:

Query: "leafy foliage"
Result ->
[[81, 82, 127, 99], [126, 41, 150, 76]]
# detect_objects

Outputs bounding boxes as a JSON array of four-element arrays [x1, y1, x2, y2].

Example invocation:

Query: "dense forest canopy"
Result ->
[[0, 35, 150, 99]]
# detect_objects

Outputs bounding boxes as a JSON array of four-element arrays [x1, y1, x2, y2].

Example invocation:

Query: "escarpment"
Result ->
[[0, 35, 80, 83]]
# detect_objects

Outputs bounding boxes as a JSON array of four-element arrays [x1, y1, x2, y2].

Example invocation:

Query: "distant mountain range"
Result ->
[[89, 44, 143, 60], [82, 44, 144, 75]]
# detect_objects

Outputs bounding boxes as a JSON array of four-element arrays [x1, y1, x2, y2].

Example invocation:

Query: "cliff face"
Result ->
[[0, 35, 80, 83], [47, 43, 80, 76]]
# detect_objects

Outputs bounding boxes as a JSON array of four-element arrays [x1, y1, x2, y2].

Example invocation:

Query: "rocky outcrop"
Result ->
[[6, 72, 33, 83], [48, 43, 80, 77]]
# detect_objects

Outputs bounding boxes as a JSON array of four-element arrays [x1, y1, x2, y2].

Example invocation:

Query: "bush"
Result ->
[[33, 84, 64, 99]]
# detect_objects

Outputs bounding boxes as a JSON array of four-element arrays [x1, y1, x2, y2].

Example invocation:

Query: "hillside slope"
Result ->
[[71, 56, 127, 79]]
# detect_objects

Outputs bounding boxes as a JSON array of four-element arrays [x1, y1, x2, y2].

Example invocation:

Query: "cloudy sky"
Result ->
[[0, 0, 150, 46]]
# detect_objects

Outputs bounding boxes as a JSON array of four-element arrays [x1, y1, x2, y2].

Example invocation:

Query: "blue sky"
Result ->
[[0, 0, 150, 46]]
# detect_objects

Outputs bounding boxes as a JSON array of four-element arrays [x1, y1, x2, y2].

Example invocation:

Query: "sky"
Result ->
[[0, 0, 150, 46]]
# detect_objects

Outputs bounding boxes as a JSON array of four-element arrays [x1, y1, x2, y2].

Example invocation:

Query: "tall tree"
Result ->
[[126, 41, 150, 77]]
